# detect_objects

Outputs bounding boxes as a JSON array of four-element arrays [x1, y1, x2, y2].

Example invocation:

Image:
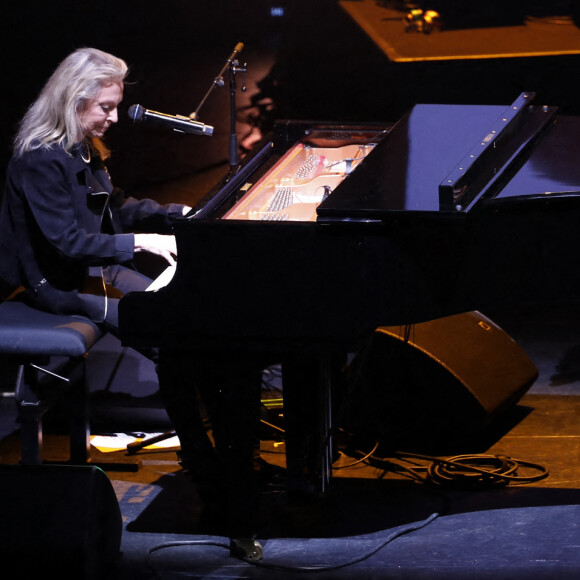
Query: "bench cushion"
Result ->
[[0, 301, 102, 357]]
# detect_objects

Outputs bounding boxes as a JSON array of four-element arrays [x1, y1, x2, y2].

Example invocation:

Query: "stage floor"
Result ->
[[2, 263, 580, 580]]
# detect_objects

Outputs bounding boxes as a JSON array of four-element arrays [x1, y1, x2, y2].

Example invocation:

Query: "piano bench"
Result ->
[[0, 299, 102, 466]]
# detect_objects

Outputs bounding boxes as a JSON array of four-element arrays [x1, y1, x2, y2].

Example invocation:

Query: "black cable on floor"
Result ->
[[391, 451, 549, 489], [250, 511, 440, 573], [146, 540, 230, 579], [145, 511, 440, 577]]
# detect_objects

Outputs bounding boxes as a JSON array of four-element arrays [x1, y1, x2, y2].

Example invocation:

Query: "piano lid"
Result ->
[[483, 114, 580, 206], [317, 93, 580, 221]]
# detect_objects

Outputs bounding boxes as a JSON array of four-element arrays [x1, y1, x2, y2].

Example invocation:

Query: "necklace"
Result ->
[[80, 142, 91, 164]]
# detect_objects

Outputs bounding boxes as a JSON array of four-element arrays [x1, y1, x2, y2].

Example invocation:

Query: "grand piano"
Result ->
[[119, 92, 580, 490]]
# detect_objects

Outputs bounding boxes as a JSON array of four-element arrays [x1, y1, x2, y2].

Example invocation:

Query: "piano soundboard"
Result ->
[[223, 142, 376, 222]]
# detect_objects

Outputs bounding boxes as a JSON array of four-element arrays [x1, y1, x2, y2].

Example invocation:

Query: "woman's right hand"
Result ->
[[134, 233, 177, 266]]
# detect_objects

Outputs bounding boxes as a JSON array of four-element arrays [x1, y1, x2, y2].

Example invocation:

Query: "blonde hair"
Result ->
[[14, 47, 128, 158]]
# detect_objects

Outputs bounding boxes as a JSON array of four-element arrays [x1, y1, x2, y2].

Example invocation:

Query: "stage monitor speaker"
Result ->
[[0, 464, 122, 580], [345, 311, 538, 451]]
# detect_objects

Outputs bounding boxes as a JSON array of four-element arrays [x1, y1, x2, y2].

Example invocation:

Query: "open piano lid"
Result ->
[[317, 92, 580, 221]]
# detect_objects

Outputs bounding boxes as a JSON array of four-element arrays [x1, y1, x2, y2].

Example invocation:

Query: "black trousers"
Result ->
[[157, 350, 266, 538], [100, 264, 153, 332]]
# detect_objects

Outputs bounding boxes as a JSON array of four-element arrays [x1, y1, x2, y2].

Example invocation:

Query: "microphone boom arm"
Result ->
[[190, 42, 245, 121], [190, 42, 247, 175]]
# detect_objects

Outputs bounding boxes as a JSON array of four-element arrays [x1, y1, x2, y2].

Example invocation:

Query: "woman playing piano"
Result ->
[[0, 47, 262, 548], [0, 47, 186, 326]]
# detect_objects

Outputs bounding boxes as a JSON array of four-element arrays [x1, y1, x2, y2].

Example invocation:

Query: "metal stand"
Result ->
[[16, 360, 139, 471], [126, 430, 176, 455], [190, 42, 247, 176]]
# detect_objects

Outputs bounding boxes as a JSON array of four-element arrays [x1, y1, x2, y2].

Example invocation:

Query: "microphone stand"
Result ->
[[190, 42, 247, 177], [126, 46, 248, 458]]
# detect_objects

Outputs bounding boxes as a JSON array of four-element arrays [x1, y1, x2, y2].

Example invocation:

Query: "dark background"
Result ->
[[1, 0, 579, 201]]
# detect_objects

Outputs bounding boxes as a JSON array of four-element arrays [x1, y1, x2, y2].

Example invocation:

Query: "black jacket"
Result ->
[[0, 143, 184, 321]]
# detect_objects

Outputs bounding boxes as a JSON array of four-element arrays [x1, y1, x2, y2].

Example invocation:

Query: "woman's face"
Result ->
[[79, 82, 123, 140]]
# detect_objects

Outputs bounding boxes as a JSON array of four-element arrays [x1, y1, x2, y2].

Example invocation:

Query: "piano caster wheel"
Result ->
[[230, 537, 264, 562]]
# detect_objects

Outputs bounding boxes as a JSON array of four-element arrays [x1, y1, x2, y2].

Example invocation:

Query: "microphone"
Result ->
[[228, 42, 244, 62], [127, 104, 214, 136]]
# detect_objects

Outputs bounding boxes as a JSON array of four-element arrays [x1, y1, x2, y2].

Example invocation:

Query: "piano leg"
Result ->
[[157, 346, 342, 541], [319, 354, 335, 495], [282, 352, 344, 496]]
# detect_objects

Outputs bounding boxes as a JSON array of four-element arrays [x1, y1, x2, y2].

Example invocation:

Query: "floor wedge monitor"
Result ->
[[344, 311, 538, 452]]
